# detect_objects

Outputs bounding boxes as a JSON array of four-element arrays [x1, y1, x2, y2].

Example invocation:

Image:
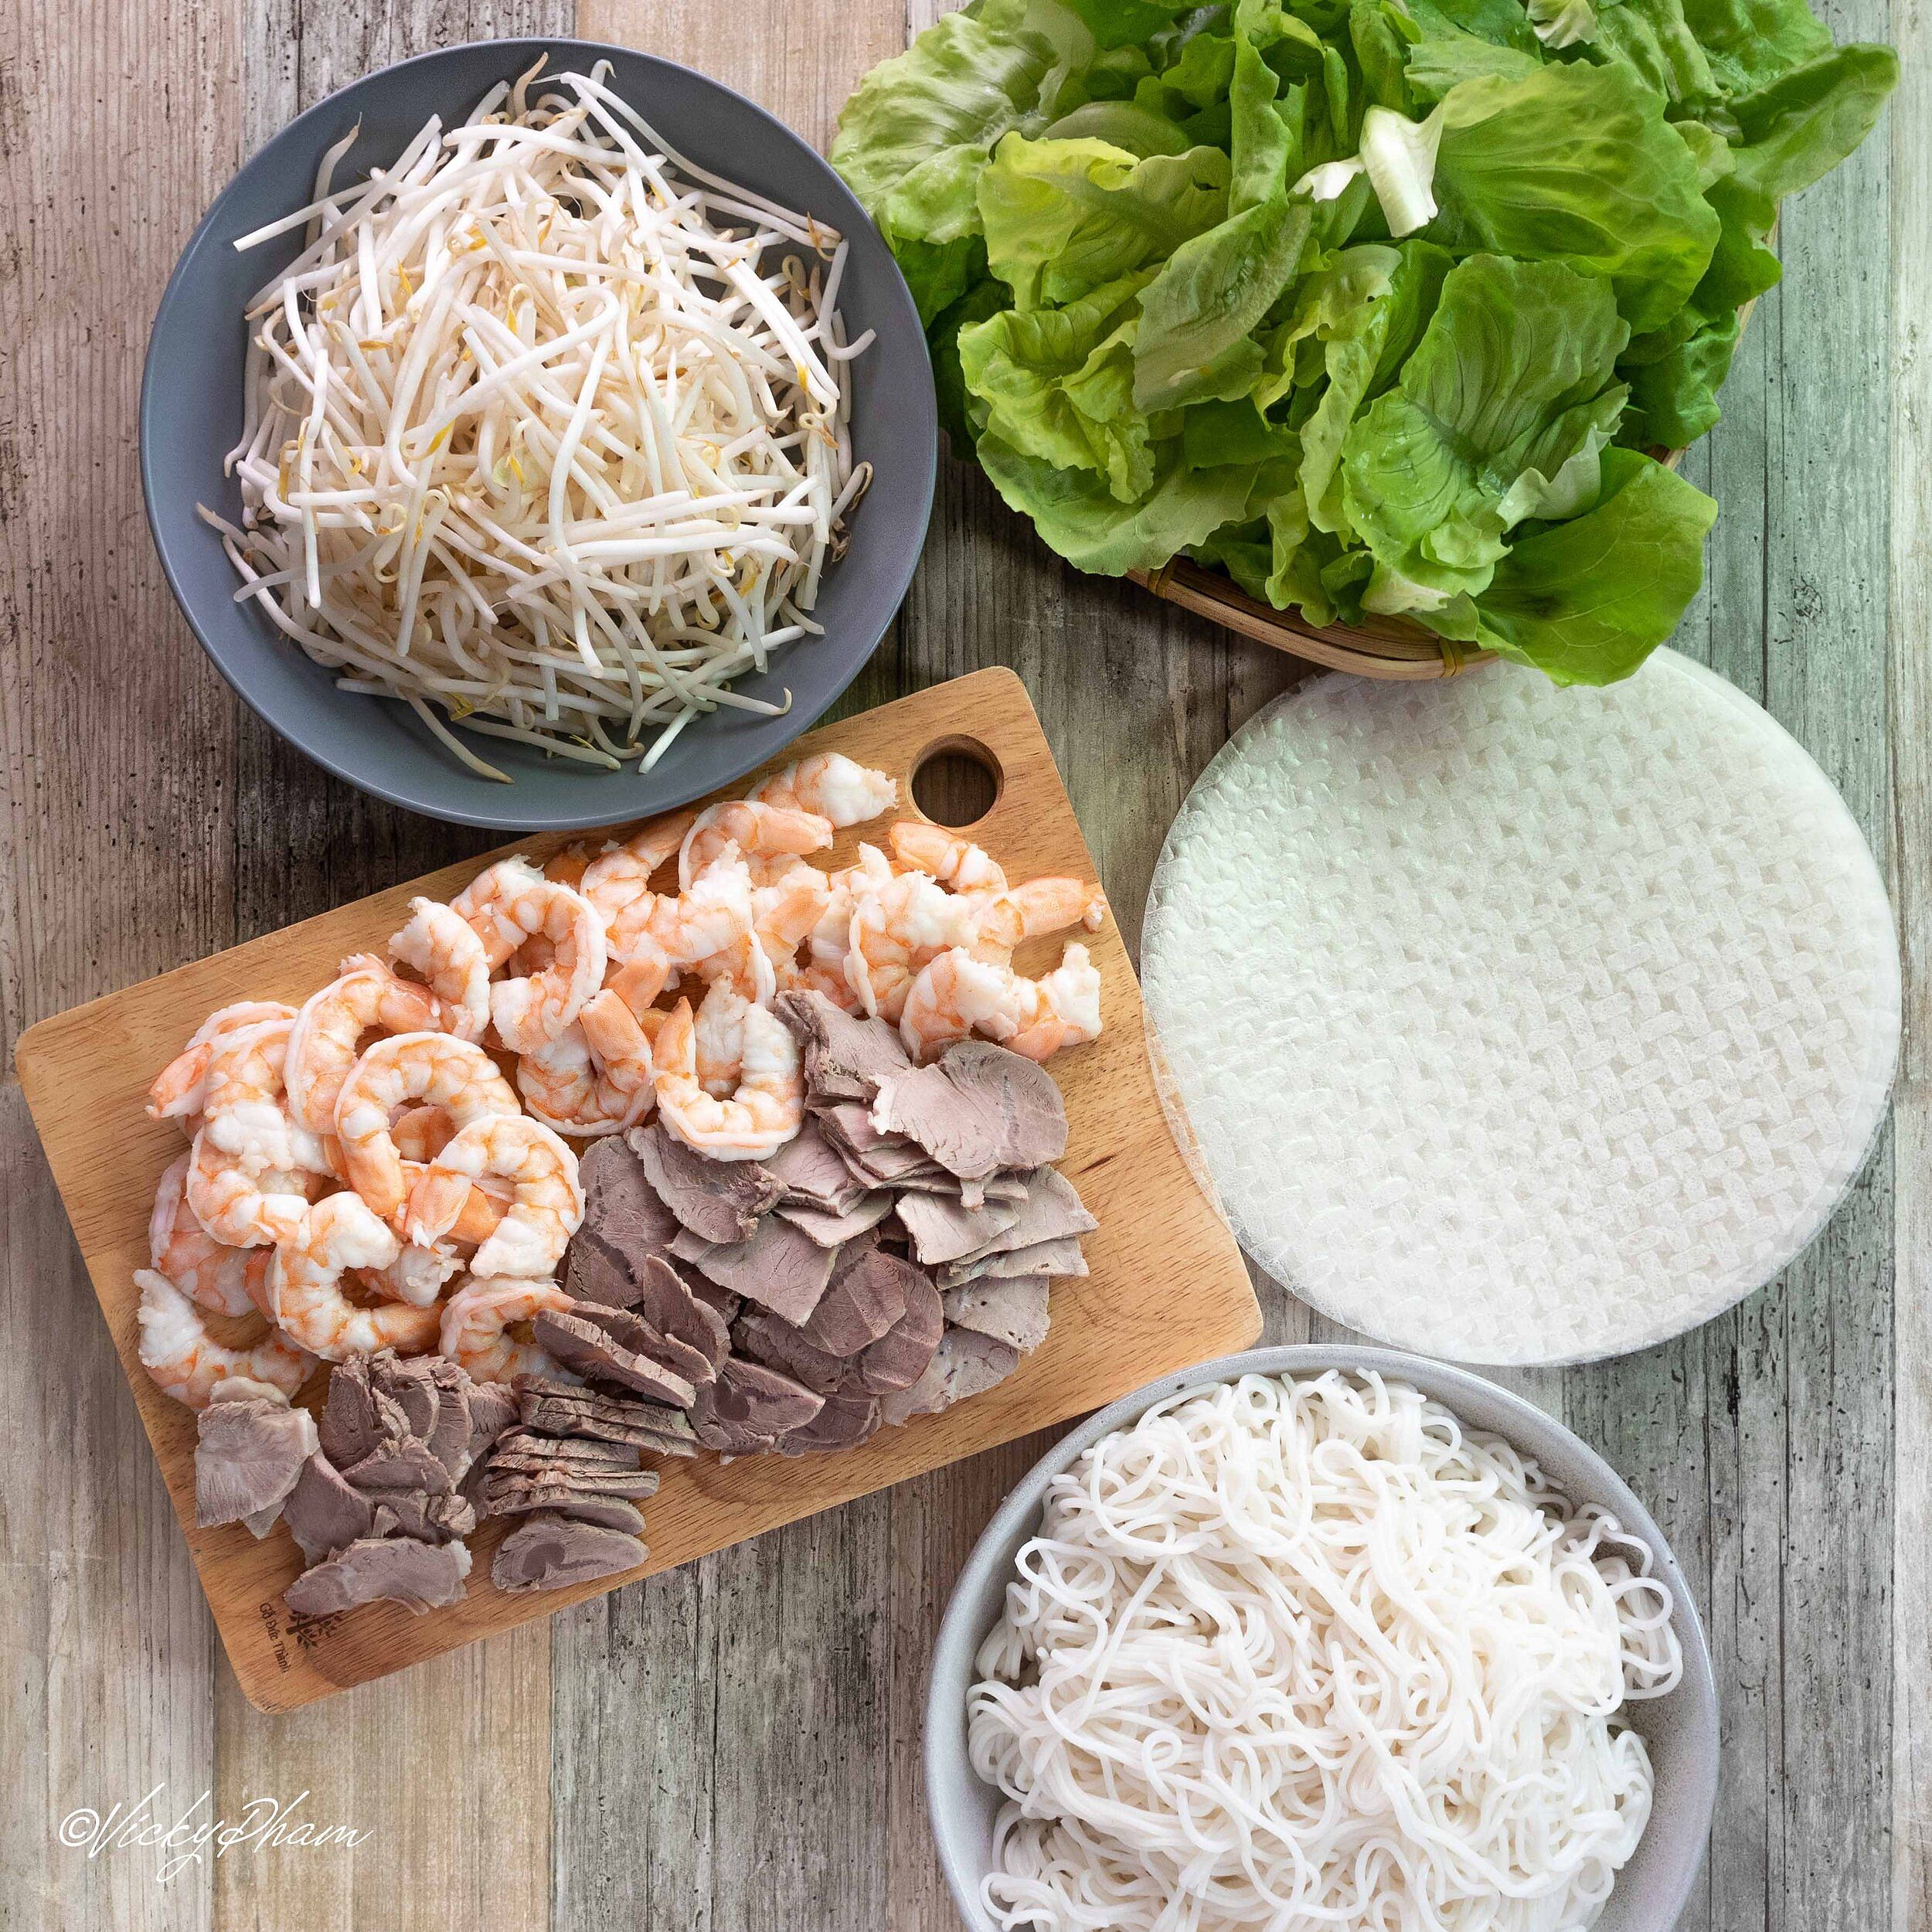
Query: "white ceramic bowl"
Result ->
[[926, 1344, 1719, 1932]]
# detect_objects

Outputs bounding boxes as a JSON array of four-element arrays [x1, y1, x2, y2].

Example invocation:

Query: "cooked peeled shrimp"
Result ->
[[146, 1002, 297, 1125], [688, 927, 778, 1003], [899, 943, 1103, 1062], [389, 898, 491, 1042], [404, 1115, 583, 1280], [265, 1192, 441, 1361], [135, 1268, 315, 1410], [285, 954, 446, 1134], [889, 822, 1009, 894], [753, 871, 832, 971], [694, 978, 751, 1097], [185, 1020, 335, 1246], [519, 1022, 645, 1138], [581, 810, 696, 925], [750, 752, 897, 827], [654, 997, 803, 1160], [543, 844, 592, 889], [845, 872, 1018, 1024], [148, 1151, 270, 1318], [998, 876, 1110, 940], [451, 859, 606, 1053], [440, 1276, 574, 1386], [335, 1032, 519, 1221], [678, 800, 832, 890], [631, 844, 756, 968]]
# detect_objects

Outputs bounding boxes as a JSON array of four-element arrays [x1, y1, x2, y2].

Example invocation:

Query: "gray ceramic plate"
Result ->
[[140, 39, 935, 830], [927, 1343, 1719, 1932]]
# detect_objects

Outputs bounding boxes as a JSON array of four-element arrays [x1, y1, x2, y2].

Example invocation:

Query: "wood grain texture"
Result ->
[[15, 670, 1259, 1710], [0, 0, 243, 1922], [1889, 0, 1930, 1913]]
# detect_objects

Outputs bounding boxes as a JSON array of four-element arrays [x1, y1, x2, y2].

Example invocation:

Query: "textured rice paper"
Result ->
[[1142, 651, 1901, 1365]]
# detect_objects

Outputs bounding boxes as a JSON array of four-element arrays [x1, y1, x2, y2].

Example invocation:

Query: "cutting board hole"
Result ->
[[910, 737, 1002, 828]]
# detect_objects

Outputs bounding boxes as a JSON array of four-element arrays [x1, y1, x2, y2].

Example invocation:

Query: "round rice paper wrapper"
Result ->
[[1141, 650, 1900, 1366]]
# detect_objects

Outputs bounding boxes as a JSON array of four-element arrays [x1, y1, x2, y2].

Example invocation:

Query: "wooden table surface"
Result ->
[[0, 0, 1921, 1927]]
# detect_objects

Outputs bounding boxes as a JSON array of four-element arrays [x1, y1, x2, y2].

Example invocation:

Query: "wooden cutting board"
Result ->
[[14, 668, 1259, 1712]]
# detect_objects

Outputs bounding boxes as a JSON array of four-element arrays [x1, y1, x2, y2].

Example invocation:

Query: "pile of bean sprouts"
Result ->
[[205, 60, 872, 781], [968, 1372, 1682, 1932]]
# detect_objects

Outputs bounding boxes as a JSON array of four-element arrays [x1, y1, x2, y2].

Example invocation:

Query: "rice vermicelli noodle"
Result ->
[[968, 1372, 1682, 1932]]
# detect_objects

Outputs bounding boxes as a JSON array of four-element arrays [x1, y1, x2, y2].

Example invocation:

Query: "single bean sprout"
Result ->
[[202, 59, 873, 782]]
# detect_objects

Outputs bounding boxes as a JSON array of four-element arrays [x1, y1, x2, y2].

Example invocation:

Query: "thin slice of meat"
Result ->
[[560, 1298, 717, 1389], [537, 1494, 647, 1535], [940, 1166, 1097, 1264], [627, 1121, 779, 1245], [519, 1379, 699, 1455], [281, 1453, 376, 1563], [530, 1309, 698, 1406], [563, 1229, 644, 1310], [629, 1257, 731, 1372], [284, 1536, 471, 1616], [856, 1267, 944, 1393], [733, 1310, 848, 1396], [493, 1512, 646, 1593], [689, 1356, 824, 1455], [894, 1190, 1020, 1267], [317, 1354, 380, 1468], [368, 1352, 474, 1478], [774, 1192, 893, 1248], [489, 1426, 642, 1471], [797, 1240, 919, 1358], [777, 1386, 882, 1455], [764, 1117, 870, 1212], [370, 1488, 478, 1545], [577, 1134, 686, 1277], [339, 1436, 454, 1497], [942, 1276, 1052, 1353], [940, 1236, 1090, 1287], [881, 1328, 1022, 1426], [670, 1215, 837, 1325], [776, 988, 910, 1103], [194, 1398, 319, 1529], [869, 1039, 1067, 1184]]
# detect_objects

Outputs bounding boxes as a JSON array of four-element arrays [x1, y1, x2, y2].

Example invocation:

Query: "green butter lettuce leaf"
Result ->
[[1582, 0, 1719, 106], [1461, 446, 1717, 679], [1676, 0, 1830, 94], [1182, 398, 1303, 464], [1723, 43, 1900, 213], [1429, 61, 1719, 330], [1063, 0, 1198, 49], [1131, 196, 1314, 408], [957, 270, 1160, 498], [978, 134, 1232, 305], [1341, 253, 1631, 601], [1296, 240, 1454, 529], [977, 434, 1282, 572], [830, 0, 1064, 220], [1043, 100, 1195, 151], [927, 277, 1015, 452], [1404, 23, 1543, 98]]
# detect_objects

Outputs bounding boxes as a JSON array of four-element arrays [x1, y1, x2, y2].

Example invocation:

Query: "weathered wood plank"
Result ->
[[0, 0, 248, 1918], [1889, 0, 1930, 1918], [206, 5, 563, 1929]]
